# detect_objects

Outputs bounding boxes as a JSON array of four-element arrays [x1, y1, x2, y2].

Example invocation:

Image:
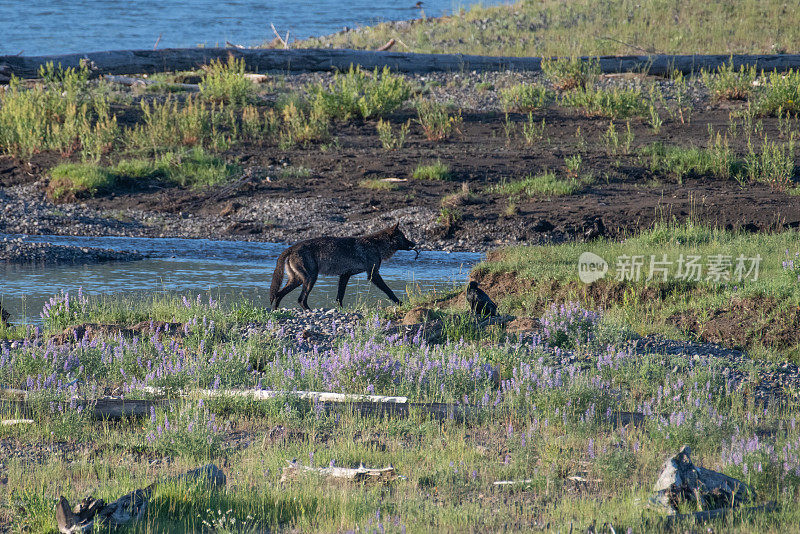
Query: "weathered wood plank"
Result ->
[[3, 48, 800, 79]]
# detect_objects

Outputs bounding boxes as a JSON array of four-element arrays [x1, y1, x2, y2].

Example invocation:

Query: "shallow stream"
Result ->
[[0, 234, 482, 323]]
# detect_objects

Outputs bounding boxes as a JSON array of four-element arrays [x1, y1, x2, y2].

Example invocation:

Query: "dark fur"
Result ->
[[270, 223, 416, 310], [0, 304, 9, 328], [466, 281, 497, 318]]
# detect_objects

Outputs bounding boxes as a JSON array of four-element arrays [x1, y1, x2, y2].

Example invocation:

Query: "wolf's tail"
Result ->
[[269, 250, 289, 306]]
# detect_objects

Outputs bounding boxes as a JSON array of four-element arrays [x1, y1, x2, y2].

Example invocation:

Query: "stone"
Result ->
[[651, 445, 753, 513]]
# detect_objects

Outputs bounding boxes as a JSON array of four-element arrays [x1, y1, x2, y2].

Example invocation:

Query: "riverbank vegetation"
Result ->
[[298, 0, 800, 57]]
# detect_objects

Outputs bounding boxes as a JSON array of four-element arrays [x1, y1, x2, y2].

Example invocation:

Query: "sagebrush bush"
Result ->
[[561, 86, 646, 118], [415, 99, 462, 141], [309, 65, 412, 120], [541, 56, 600, 91], [500, 83, 555, 112], [199, 56, 256, 106], [0, 63, 118, 160]]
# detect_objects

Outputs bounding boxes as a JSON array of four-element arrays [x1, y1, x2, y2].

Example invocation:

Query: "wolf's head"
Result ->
[[387, 222, 417, 251]]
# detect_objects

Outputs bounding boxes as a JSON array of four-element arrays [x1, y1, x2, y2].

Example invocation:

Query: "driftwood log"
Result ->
[[280, 460, 397, 483], [4, 49, 800, 79], [103, 74, 199, 91]]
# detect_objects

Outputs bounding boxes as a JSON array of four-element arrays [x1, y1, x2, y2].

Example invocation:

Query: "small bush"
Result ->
[[309, 65, 412, 120], [0, 63, 119, 160], [278, 101, 331, 148], [562, 86, 647, 119], [47, 163, 117, 201], [541, 56, 600, 91], [752, 69, 800, 116], [491, 172, 583, 198], [415, 99, 462, 141], [500, 84, 555, 112], [412, 160, 451, 181], [125, 96, 213, 150], [376, 118, 411, 150], [199, 56, 255, 106], [701, 60, 757, 101], [745, 135, 796, 190]]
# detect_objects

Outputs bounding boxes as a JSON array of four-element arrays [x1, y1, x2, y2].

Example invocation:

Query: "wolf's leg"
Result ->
[[272, 278, 301, 309], [297, 272, 318, 310], [368, 269, 401, 304], [336, 274, 352, 307]]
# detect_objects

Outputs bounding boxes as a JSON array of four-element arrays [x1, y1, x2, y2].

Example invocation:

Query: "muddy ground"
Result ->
[[1, 73, 799, 252]]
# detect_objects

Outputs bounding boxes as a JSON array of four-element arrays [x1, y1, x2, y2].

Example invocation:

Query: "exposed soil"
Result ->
[[2, 100, 800, 252]]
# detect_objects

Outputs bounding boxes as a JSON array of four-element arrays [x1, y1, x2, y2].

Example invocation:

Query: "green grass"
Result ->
[[47, 147, 240, 199], [541, 56, 600, 91], [298, 0, 800, 57], [475, 221, 800, 360], [411, 160, 451, 181], [415, 99, 462, 141], [491, 172, 588, 198], [360, 178, 400, 190], [701, 61, 758, 102], [3, 282, 800, 531]]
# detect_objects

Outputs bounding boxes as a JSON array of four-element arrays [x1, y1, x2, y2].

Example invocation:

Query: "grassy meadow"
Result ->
[[3, 1, 800, 531], [1, 266, 800, 531]]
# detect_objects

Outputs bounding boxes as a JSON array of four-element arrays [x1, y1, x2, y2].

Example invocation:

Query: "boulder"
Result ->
[[651, 446, 753, 513]]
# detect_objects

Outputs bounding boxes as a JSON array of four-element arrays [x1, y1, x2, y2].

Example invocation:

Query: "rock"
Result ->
[[172, 463, 227, 488], [402, 306, 434, 325], [505, 316, 541, 334], [651, 445, 754, 513]]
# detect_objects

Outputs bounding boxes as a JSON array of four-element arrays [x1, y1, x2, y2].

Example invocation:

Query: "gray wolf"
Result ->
[[270, 223, 416, 310]]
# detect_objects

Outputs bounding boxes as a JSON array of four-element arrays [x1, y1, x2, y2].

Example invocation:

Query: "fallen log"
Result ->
[[4, 48, 800, 79], [103, 74, 199, 91], [280, 460, 396, 483]]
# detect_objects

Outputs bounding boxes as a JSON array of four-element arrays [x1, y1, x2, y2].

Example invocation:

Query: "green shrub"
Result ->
[[0, 63, 119, 160], [752, 69, 800, 116], [48, 163, 117, 200], [376, 118, 411, 150], [412, 160, 451, 180], [745, 135, 796, 190], [278, 101, 331, 148], [415, 99, 462, 141], [562, 86, 646, 118], [701, 60, 757, 101], [500, 84, 555, 112], [309, 65, 412, 120], [199, 56, 255, 106], [541, 56, 600, 91]]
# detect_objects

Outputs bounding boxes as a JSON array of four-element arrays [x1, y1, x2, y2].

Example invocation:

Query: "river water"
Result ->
[[2, 0, 503, 57], [0, 235, 481, 323]]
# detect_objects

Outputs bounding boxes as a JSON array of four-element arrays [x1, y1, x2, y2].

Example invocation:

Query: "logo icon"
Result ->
[[578, 252, 608, 283]]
